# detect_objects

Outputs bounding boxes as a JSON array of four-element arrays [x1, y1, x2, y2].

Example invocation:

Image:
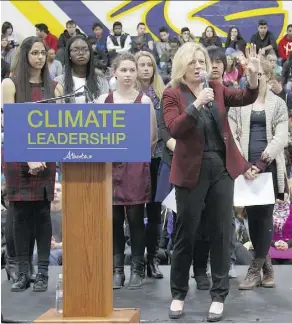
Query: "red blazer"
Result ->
[[163, 81, 259, 188]]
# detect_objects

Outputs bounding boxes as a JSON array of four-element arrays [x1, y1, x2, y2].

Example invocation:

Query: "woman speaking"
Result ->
[[163, 42, 260, 322]]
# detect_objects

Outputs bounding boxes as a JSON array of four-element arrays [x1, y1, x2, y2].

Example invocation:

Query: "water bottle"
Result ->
[[55, 273, 63, 313]]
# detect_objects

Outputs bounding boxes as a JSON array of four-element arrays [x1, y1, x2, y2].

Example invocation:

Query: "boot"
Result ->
[[128, 256, 144, 290], [113, 255, 125, 289], [33, 273, 49, 292], [238, 258, 264, 290], [146, 255, 163, 279], [146, 221, 163, 279], [262, 255, 275, 288], [5, 255, 18, 283], [11, 273, 30, 292]]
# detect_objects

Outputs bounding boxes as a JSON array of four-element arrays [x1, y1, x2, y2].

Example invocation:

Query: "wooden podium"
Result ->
[[4, 101, 149, 324], [34, 163, 140, 323]]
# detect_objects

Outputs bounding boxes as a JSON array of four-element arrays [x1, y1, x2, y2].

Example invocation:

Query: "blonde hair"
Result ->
[[261, 59, 274, 80], [170, 42, 212, 87], [135, 51, 165, 100], [226, 54, 236, 72], [259, 59, 274, 97]]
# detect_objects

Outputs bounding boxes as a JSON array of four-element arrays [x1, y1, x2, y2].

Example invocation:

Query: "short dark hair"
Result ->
[[137, 22, 145, 29], [92, 23, 103, 31], [159, 27, 169, 33], [181, 27, 190, 33], [66, 20, 76, 27], [287, 24, 292, 30], [113, 21, 122, 29], [207, 46, 227, 72], [258, 19, 267, 26], [35, 23, 49, 34]]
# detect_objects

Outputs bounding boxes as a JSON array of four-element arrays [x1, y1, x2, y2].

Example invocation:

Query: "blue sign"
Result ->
[[4, 103, 151, 163]]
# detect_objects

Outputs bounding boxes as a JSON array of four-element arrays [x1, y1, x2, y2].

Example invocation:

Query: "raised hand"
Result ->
[[246, 44, 260, 89], [246, 44, 260, 75]]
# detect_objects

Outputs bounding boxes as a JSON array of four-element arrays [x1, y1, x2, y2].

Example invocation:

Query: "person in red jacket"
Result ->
[[278, 24, 292, 62], [35, 23, 58, 52]]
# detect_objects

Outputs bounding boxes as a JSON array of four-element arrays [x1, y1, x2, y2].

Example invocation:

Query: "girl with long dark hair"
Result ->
[[54, 35, 108, 102], [225, 26, 247, 55], [1, 21, 19, 50], [1, 36, 56, 292]]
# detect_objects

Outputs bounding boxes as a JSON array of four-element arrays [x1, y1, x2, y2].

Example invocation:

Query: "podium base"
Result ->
[[34, 308, 140, 324]]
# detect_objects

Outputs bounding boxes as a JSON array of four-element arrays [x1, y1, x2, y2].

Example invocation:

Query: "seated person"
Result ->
[[270, 196, 292, 265]]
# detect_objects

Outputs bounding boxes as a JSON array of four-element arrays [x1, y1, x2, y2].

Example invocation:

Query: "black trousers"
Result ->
[[245, 163, 278, 259], [5, 205, 35, 258], [146, 157, 162, 257], [171, 152, 234, 302], [10, 200, 52, 274], [113, 204, 145, 257]]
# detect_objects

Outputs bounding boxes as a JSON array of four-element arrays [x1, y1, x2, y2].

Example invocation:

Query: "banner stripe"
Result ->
[[53, 0, 109, 36], [10, 0, 65, 37]]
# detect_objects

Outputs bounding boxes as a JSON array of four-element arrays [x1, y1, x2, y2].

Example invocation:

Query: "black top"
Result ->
[[250, 31, 277, 53], [248, 110, 267, 164], [199, 107, 225, 152]]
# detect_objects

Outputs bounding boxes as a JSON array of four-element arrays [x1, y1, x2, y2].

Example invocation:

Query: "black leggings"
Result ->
[[146, 157, 162, 256], [5, 205, 35, 258], [113, 204, 145, 257], [10, 200, 52, 274], [245, 163, 278, 259]]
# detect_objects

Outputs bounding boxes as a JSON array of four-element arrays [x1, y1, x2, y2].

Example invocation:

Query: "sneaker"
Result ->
[[33, 273, 48, 292], [229, 263, 237, 278]]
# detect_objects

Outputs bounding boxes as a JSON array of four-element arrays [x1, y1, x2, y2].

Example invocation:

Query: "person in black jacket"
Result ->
[[225, 26, 247, 55], [56, 20, 86, 65]]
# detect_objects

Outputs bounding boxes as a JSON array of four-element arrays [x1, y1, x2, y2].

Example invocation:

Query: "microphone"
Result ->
[[199, 71, 212, 108]]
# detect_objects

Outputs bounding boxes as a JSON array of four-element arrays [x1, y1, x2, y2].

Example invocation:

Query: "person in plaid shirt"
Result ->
[[1, 36, 56, 292]]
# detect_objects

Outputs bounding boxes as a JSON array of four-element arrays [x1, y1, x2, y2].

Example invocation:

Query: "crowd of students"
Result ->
[[1, 18, 292, 309]]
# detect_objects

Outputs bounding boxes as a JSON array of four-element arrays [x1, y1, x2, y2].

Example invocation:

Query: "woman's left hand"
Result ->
[[246, 44, 260, 89]]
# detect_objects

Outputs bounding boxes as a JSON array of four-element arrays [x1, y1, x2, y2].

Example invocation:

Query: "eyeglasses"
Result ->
[[70, 47, 89, 54], [29, 50, 47, 57]]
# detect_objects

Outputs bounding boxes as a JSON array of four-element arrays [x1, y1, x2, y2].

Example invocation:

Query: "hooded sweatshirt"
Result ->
[[278, 34, 292, 61]]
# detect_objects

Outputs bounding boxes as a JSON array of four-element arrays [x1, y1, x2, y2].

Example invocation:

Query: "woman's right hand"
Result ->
[[28, 162, 46, 175], [194, 88, 214, 109], [244, 166, 259, 180]]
